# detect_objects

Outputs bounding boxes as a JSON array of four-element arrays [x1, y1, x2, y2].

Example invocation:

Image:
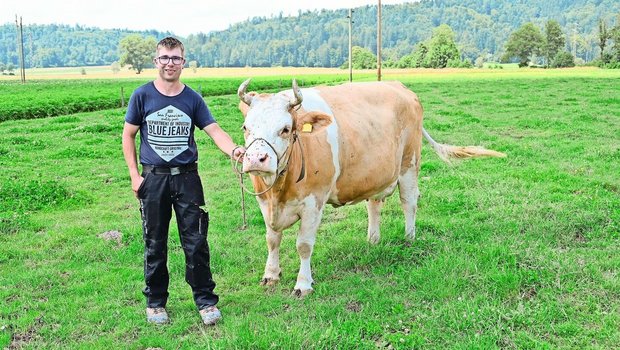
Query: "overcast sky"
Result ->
[[6, 0, 416, 37]]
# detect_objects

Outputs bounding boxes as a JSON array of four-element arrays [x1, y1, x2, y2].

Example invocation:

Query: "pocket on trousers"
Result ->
[[199, 209, 210, 238], [137, 172, 151, 198]]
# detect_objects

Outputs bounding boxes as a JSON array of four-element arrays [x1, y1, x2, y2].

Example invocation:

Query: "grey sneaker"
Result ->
[[199, 305, 222, 326], [146, 307, 169, 324]]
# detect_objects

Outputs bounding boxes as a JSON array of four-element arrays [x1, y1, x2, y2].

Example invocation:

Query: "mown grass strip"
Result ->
[[0, 75, 351, 122]]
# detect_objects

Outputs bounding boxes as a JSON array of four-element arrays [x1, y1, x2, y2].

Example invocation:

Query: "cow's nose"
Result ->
[[259, 153, 269, 163]]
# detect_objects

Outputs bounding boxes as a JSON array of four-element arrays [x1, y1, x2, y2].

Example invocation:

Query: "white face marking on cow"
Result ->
[[242, 94, 295, 176]]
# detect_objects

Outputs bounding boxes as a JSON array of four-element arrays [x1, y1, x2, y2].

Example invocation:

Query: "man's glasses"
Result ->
[[156, 56, 184, 65]]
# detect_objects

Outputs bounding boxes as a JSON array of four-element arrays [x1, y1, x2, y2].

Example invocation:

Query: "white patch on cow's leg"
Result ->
[[398, 167, 420, 240], [261, 227, 282, 286], [293, 200, 323, 297], [366, 199, 384, 244]]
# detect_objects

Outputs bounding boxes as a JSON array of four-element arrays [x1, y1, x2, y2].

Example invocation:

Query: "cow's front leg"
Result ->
[[293, 207, 324, 297], [261, 226, 282, 286]]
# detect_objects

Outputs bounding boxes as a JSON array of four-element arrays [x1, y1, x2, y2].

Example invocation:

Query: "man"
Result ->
[[122, 37, 244, 326]]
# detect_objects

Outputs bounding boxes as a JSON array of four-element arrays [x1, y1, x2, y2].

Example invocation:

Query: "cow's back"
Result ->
[[315, 81, 423, 205]]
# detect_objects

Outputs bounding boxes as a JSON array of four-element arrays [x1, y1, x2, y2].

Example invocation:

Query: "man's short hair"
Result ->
[[157, 37, 184, 55]]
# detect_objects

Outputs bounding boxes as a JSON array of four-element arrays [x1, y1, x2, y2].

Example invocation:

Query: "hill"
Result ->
[[1, 0, 619, 69]]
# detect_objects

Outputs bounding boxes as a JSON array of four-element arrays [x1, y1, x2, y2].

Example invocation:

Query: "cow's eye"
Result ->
[[241, 124, 247, 132], [280, 126, 291, 136]]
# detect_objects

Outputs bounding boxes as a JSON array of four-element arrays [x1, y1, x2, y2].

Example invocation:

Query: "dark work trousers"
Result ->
[[137, 169, 218, 310]]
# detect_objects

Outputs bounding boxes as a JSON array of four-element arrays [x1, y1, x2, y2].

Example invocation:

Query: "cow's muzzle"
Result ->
[[242, 138, 279, 176]]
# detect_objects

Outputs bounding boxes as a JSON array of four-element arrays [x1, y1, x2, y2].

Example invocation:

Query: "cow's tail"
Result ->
[[422, 128, 506, 163]]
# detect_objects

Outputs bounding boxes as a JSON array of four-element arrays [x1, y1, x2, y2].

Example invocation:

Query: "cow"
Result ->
[[237, 79, 505, 296]]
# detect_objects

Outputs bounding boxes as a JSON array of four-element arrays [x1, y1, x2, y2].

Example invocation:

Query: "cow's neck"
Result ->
[[264, 143, 306, 230]]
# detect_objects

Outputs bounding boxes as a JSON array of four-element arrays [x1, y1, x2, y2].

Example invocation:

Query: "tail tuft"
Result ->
[[422, 128, 506, 163]]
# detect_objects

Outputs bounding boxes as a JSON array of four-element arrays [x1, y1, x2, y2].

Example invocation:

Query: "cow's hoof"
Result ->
[[292, 288, 313, 297], [260, 277, 279, 286], [367, 235, 380, 244]]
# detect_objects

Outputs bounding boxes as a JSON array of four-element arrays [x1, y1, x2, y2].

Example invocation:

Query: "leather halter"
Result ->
[[233, 131, 305, 196]]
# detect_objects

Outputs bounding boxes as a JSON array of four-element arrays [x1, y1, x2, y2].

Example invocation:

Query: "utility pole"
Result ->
[[347, 9, 354, 82], [377, 0, 382, 81], [15, 15, 26, 83]]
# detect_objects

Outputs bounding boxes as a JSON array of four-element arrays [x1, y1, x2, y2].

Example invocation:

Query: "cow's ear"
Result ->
[[238, 92, 258, 117], [295, 111, 332, 134]]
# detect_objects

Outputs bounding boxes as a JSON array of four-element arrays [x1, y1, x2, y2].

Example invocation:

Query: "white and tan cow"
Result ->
[[238, 79, 505, 296]]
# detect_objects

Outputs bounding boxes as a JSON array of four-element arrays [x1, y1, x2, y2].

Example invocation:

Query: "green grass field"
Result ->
[[1, 68, 619, 349]]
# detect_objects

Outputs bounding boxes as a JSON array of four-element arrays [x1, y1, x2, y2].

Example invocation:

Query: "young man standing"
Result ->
[[122, 37, 244, 326]]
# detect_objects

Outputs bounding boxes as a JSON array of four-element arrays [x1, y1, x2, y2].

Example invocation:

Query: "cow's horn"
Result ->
[[289, 79, 303, 109], [238, 78, 253, 106]]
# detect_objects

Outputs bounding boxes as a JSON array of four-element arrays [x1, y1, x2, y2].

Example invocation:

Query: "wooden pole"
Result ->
[[348, 9, 353, 82], [377, 0, 382, 81], [15, 15, 26, 83], [20, 17, 25, 83]]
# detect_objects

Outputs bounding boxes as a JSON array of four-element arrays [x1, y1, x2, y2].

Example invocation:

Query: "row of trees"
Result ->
[[117, 15, 619, 74], [2, 1, 618, 70], [342, 24, 468, 69], [502, 17, 620, 68]]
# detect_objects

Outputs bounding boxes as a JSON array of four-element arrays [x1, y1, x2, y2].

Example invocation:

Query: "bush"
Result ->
[[603, 60, 620, 69], [551, 51, 575, 68]]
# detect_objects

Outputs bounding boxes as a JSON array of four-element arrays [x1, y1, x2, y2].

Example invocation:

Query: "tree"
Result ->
[[189, 60, 198, 72], [119, 34, 157, 74], [598, 19, 610, 61], [426, 24, 460, 68], [409, 42, 429, 68], [345, 46, 376, 69], [609, 16, 620, 62], [544, 20, 565, 67], [111, 61, 120, 74], [502, 22, 544, 67]]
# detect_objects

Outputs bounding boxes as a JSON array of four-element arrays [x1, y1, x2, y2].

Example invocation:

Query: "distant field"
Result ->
[[1, 67, 619, 348], [1, 64, 613, 81], [2, 66, 351, 80]]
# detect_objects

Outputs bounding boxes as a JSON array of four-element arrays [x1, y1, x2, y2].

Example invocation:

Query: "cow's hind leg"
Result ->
[[261, 226, 282, 286], [366, 199, 384, 244], [398, 166, 420, 240]]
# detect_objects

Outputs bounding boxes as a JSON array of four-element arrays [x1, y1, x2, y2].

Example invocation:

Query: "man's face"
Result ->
[[155, 46, 185, 82]]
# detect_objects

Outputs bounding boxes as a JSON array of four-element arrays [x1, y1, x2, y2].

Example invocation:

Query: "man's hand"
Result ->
[[131, 175, 144, 198], [232, 145, 246, 162]]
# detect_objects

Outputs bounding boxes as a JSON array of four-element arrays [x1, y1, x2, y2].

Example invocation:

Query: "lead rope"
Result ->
[[231, 146, 248, 230], [230, 134, 303, 229], [230, 139, 283, 230], [239, 171, 248, 230]]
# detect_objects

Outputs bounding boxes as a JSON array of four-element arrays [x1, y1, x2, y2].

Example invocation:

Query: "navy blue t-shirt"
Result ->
[[125, 82, 216, 166]]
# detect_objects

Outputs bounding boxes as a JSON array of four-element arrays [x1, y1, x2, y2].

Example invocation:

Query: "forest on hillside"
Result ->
[[0, 0, 619, 69]]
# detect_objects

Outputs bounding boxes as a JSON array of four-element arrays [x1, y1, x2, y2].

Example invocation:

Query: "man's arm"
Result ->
[[122, 122, 143, 197], [203, 123, 245, 160]]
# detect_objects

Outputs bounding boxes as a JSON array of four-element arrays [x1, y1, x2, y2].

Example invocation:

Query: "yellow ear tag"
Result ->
[[302, 123, 313, 133]]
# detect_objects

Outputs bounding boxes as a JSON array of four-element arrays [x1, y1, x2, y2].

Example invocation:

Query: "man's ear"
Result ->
[[295, 111, 332, 134], [238, 92, 258, 117]]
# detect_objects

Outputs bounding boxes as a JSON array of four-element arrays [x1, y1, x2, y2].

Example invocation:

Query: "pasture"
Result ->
[[0, 68, 619, 349]]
